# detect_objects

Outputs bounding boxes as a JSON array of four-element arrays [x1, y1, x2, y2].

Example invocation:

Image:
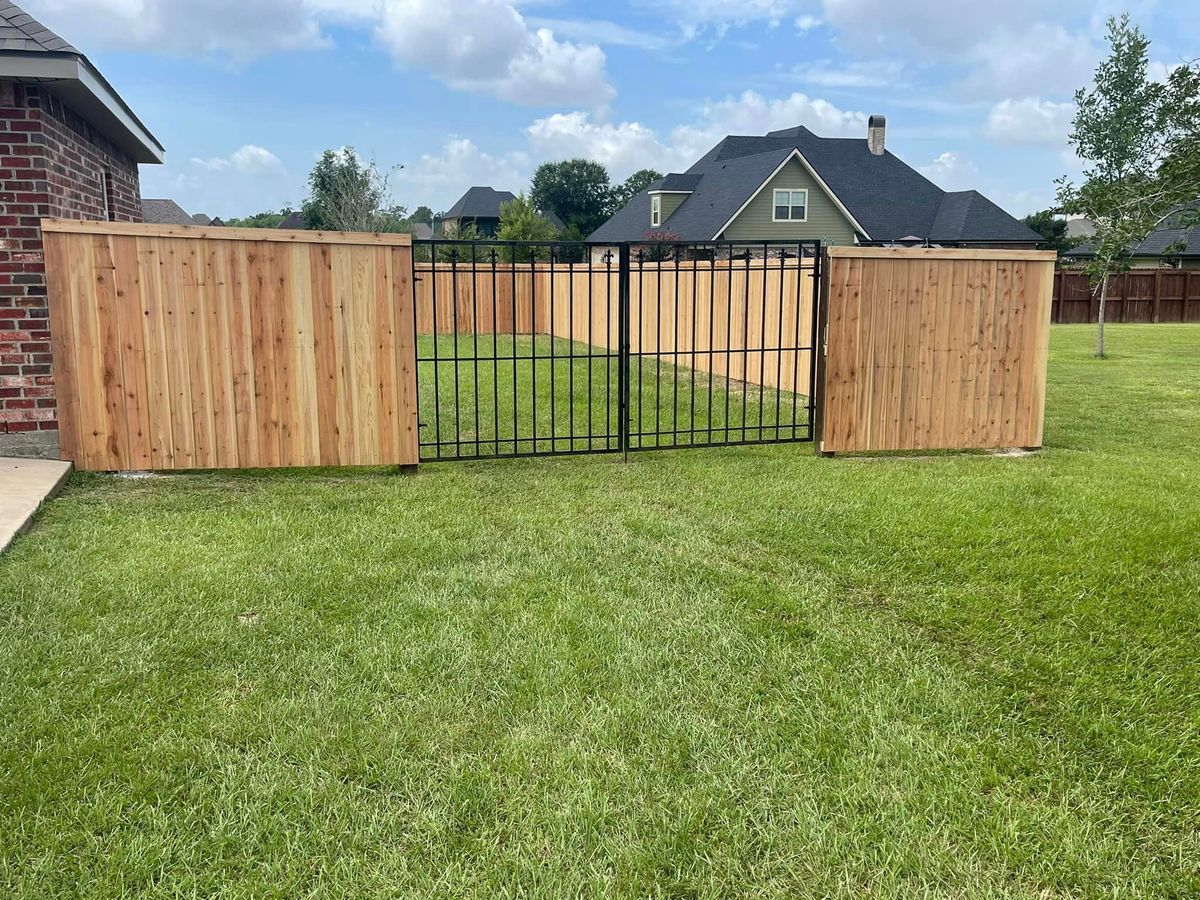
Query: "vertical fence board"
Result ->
[[43, 221, 419, 471]]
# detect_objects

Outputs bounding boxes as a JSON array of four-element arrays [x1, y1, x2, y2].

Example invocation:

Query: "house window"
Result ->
[[650, 194, 662, 227], [772, 189, 807, 222]]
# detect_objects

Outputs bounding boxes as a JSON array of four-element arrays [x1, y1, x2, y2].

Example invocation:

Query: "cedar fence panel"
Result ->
[[819, 247, 1056, 453], [43, 220, 418, 471], [1052, 269, 1200, 323]]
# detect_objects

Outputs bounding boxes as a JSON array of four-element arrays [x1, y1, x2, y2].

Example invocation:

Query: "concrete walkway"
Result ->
[[0, 457, 72, 554]]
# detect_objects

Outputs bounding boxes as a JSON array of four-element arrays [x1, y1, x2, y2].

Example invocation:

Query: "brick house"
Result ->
[[0, 3, 163, 458]]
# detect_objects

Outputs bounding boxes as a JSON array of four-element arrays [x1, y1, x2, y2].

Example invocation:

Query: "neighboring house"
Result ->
[[590, 117, 1040, 249], [441, 186, 564, 237], [142, 199, 209, 226], [278, 211, 305, 229], [410, 222, 434, 240], [0, 1, 164, 459], [1063, 203, 1200, 269]]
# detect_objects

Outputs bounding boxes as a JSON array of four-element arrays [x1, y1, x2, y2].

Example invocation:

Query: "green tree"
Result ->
[[495, 192, 559, 262], [1021, 210, 1077, 254], [1056, 15, 1200, 357], [409, 205, 434, 226], [530, 159, 612, 236], [611, 169, 663, 210], [301, 148, 407, 233], [225, 208, 294, 229]]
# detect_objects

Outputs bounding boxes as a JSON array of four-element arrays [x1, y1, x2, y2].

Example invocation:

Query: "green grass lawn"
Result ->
[[417, 334, 811, 458], [3, 324, 1199, 898]]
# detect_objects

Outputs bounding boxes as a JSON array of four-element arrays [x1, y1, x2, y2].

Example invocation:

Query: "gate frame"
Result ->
[[412, 238, 823, 463]]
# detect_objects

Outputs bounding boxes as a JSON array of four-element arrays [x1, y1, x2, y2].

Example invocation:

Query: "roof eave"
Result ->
[[0, 51, 164, 163]]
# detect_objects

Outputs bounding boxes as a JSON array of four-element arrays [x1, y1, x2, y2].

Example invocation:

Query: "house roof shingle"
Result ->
[[590, 125, 1040, 245], [0, 2, 163, 162], [444, 187, 517, 220], [142, 199, 199, 226], [0, 3, 78, 53], [1065, 203, 1200, 259]]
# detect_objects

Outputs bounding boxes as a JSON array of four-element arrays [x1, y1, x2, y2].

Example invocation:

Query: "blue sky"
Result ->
[[24, 0, 1197, 221]]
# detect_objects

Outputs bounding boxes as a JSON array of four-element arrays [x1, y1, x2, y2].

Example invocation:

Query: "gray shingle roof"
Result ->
[[1065, 202, 1200, 258], [590, 125, 1040, 245], [0, 3, 77, 53], [278, 211, 306, 229], [655, 173, 703, 191], [142, 199, 198, 226], [444, 187, 517, 220]]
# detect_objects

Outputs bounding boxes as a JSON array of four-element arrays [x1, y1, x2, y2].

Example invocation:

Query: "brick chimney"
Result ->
[[867, 115, 886, 156]]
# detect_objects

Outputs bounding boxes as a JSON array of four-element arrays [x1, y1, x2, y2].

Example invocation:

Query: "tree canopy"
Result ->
[[1020, 210, 1078, 254], [224, 209, 295, 229], [301, 148, 407, 233], [611, 169, 663, 210], [1056, 14, 1200, 356], [531, 159, 612, 236]]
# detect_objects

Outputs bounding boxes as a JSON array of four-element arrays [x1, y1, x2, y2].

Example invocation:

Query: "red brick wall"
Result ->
[[0, 79, 142, 456]]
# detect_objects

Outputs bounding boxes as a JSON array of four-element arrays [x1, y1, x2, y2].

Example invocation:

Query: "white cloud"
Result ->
[[527, 113, 673, 175], [964, 23, 1096, 99], [984, 98, 1075, 145], [26, 0, 613, 107], [789, 59, 905, 89], [374, 0, 613, 106], [527, 91, 867, 183], [794, 14, 822, 31], [526, 17, 678, 51], [24, 0, 330, 59], [191, 145, 286, 174], [918, 152, 979, 191], [397, 139, 531, 213]]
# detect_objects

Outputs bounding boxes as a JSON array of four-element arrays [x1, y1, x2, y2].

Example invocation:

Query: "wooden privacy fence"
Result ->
[[44, 220, 418, 471], [415, 260, 815, 395], [1052, 268, 1200, 323], [44, 226, 1055, 471], [818, 247, 1056, 454]]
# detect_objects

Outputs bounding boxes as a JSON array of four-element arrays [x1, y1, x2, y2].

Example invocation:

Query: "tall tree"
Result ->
[[409, 205, 434, 226], [1056, 15, 1200, 357], [301, 148, 407, 233], [1021, 210, 1077, 254], [530, 159, 612, 236], [611, 168, 663, 210], [496, 193, 559, 262]]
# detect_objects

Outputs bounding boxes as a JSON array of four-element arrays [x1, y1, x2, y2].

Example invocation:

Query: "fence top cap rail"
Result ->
[[40, 218, 414, 247], [828, 246, 1057, 261]]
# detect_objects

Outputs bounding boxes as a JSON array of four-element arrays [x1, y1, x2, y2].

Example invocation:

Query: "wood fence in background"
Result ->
[[819, 247, 1056, 454], [44, 220, 418, 471], [415, 260, 815, 395], [1052, 268, 1200, 323]]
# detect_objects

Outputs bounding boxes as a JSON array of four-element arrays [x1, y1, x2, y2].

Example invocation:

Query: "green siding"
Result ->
[[721, 157, 857, 245], [656, 192, 689, 227], [1129, 256, 1200, 269]]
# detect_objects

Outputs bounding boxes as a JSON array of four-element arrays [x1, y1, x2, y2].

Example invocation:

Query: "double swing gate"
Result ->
[[413, 239, 822, 462]]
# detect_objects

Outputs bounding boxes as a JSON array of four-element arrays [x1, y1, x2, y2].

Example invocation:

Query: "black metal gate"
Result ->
[[412, 239, 820, 462]]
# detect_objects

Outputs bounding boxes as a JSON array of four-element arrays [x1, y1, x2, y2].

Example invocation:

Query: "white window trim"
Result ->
[[772, 188, 808, 223], [650, 194, 662, 228]]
